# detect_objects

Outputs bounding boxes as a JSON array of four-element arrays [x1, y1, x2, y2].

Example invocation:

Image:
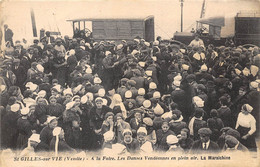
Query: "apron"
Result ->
[[237, 126, 257, 151], [17, 132, 28, 149]]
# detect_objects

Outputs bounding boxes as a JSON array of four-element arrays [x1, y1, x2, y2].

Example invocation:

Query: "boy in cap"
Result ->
[[188, 108, 207, 140], [217, 96, 232, 127], [156, 121, 175, 152], [223, 135, 248, 152], [129, 109, 143, 137]]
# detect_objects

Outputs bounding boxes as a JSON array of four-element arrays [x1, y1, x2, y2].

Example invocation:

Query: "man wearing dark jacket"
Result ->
[[12, 59, 26, 91], [190, 128, 220, 153], [4, 24, 14, 46]]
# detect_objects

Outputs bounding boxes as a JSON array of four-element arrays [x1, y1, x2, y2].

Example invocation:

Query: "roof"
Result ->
[[67, 15, 154, 22], [173, 32, 194, 37], [236, 10, 260, 18], [197, 16, 225, 27]]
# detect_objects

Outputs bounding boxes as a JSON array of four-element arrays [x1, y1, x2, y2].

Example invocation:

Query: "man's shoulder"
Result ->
[[209, 140, 219, 148], [193, 140, 202, 145], [191, 140, 202, 148]]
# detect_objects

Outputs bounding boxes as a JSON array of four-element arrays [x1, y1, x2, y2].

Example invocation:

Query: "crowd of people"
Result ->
[[0, 26, 259, 156]]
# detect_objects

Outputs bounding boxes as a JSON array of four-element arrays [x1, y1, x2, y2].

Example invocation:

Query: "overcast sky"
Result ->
[[1, 0, 260, 42]]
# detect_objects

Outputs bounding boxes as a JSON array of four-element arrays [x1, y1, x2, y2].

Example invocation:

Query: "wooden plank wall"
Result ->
[[92, 20, 144, 41]]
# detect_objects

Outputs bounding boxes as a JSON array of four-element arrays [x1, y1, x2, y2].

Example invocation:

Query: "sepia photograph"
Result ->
[[0, 0, 259, 167]]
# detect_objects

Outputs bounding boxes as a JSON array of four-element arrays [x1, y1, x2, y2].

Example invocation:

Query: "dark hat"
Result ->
[[52, 79, 58, 84], [127, 80, 136, 87], [225, 135, 239, 147], [121, 78, 129, 83], [132, 69, 141, 76], [46, 44, 53, 49], [210, 109, 219, 117], [28, 47, 34, 51], [149, 97, 157, 104], [224, 47, 230, 53], [194, 108, 204, 118], [172, 110, 182, 119], [33, 39, 39, 43], [206, 81, 215, 88], [3, 59, 13, 65], [105, 112, 114, 120], [186, 74, 196, 81], [168, 64, 179, 73], [55, 38, 62, 42], [127, 99, 137, 105], [115, 113, 124, 119], [233, 51, 241, 57], [197, 84, 206, 91], [133, 108, 144, 114], [75, 65, 83, 71], [218, 46, 225, 52], [127, 54, 134, 59], [13, 59, 20, 63], [82, 74, 93, 81], [198, 128, 212, 136], [129, 62, 137, 67], [226, 129, 240, 139]]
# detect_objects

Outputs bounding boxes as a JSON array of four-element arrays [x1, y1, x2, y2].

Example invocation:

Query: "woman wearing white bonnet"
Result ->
[[137, 127, 153, 153], [16, 107, 32, 149], [113, 94, 127, 119], [2, 103, 20, 149], [39, 116, 58, 146], [62, 101, 81, 132], [50, 127, 75, 156], [102, 130, 115, 151], [166, 135, 183, 153], [20, 134, 41, 156], [235, 104, 257, 151]]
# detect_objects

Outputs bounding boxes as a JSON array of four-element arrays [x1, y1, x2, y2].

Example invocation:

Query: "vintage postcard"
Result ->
[[0, 0, 259, 167]]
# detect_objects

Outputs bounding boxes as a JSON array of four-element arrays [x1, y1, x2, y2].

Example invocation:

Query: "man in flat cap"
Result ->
[[4, 24, 14, 46], [13, 40, 27, 59], [190, 128, 220, 153], [12, 59, 26, 91], [126, 80, 138, 99], [102, 51, 119, 91], [116, 78, 129, 100], [130, 69, 145, 89], [1, 59, 16, 88], [223, 135, 248, 152], [41, 31, 55, 44]]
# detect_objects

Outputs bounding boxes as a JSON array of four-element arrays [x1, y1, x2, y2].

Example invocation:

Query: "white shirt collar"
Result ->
[[202, 140, 210, 150]]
